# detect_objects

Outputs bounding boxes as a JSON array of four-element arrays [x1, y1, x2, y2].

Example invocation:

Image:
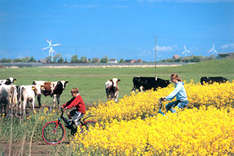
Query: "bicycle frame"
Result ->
[[42, 109, 96, 145], [59, 110, 67, 126], [60, 109, 85, 128]]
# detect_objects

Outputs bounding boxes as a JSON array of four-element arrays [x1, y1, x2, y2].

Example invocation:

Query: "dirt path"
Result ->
[[0, 141, 51, 156]]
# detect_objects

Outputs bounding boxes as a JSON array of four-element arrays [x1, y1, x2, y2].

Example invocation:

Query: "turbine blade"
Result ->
[[46, 40, 52, 46], [42, 47, 50, 50], [52, 43, 61, 47]]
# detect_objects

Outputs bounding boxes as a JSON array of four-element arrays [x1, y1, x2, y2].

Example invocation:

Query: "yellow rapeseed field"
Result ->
[[72, 81, 234, 155], [74, 107, 233, 155]]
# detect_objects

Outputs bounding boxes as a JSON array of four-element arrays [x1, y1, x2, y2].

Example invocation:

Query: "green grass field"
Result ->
[[0, 58, 233, 106]]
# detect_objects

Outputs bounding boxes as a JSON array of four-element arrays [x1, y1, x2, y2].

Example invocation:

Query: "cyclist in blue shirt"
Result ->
[[158, 73, 189, 115]]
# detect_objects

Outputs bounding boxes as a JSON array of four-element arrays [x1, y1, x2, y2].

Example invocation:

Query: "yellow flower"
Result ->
[[71, 81, 234, 155]]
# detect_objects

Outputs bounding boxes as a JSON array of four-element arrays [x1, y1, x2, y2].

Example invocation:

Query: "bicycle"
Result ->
[[42, 109, 96, 145], [157, 98, 188, 115]]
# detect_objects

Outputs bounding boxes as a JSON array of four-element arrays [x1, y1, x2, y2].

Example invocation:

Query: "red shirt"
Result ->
[[62, 95, 86, 114]]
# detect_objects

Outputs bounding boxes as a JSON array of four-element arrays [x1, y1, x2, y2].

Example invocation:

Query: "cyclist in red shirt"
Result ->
[[61, 88, 86, 128]]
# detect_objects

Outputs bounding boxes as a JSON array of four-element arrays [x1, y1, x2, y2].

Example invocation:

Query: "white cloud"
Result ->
[[221, 43, 234, 49], [138, 0, 234, 3], [137, 45, 174, 60], [154, 45, 173, 52]]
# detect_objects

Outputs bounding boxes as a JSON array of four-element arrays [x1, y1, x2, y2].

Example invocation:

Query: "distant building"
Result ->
[[125, 59, 137, 64], [173, 55, 180, 59], [130, 59, 137, 64], [39, 59, 48, 64], [218, 52, 234, 58], [136, 59, 143, 63], [108, 59, 118, 64]]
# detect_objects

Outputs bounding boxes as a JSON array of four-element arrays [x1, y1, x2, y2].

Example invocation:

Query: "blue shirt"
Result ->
[[166, 81, 188, 101]]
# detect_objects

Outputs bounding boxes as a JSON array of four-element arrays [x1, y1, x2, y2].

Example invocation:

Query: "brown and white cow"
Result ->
[[17, 85, 41, 115], [32, 80, 69, 108], [0, 84, 18, 116], [105, 78, 120, 102], [0, 77, 16, 85]]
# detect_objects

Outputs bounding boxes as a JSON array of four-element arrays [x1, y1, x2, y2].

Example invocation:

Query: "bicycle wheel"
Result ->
[[80, 120, 96, 132], [42, 121, 65, 145]]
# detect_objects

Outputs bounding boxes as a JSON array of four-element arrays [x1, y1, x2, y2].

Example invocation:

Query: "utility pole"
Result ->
[[154, 37, 157, 79]]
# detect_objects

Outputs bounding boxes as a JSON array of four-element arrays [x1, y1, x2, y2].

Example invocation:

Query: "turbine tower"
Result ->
[[208, 44, 218, 55], [42, 40, 61, 62], [182, 45, 191, 56]]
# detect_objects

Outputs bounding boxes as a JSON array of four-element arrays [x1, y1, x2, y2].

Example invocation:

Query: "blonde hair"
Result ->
[[170, 73, 182, 82]]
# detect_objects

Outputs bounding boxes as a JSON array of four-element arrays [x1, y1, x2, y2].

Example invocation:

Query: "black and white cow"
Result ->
[[0, 77, 16, 85], [32, 80, 69, 108], [105, 78, 120, 102], [0, 84, 18, 116], [17, 85, 41, 115], [132, 77, 170, 92], [200, 76, 228, 85]]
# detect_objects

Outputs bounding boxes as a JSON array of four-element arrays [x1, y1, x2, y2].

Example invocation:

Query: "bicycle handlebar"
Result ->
[[158, 98, 165, 109]]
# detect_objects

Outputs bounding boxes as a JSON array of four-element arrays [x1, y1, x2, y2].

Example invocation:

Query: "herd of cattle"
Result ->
[[0, 76, 229, 117], [0, 78, 68, 116]]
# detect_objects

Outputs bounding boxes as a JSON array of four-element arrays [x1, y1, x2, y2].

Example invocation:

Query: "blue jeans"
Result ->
[[158, 100, 188, 115], [69, 110, 84, 126]]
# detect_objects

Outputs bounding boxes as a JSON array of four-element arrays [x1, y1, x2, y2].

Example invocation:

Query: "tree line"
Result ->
[[0, 56, 37, 63], [0, 54, 135, 64], [160, 55, 217, 63], [0, 54, 221, 64]]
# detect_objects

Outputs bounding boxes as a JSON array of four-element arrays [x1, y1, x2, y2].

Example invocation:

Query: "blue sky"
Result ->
[[0, 0, 234, 61]]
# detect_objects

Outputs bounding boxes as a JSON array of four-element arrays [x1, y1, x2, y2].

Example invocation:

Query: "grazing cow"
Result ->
[[200, 76, 228, 85], [18, 85, 41, 115], [0, 77, 16, 85], [0, 84, 18, 116], [105, 78, 120, 102], [32, 80, 69, 107], [132, 77, 170, 92]]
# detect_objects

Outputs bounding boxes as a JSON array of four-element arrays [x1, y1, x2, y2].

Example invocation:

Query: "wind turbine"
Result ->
[[208, 44, 218, 55], [182, 45, 191, 56], [42, 40, 61, 62]]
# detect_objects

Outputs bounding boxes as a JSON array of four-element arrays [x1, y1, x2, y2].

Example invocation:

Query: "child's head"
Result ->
[[71, 88, 79, 97], [170, 73, 182, 83]]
